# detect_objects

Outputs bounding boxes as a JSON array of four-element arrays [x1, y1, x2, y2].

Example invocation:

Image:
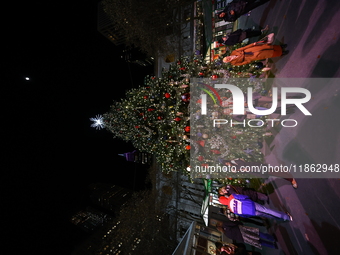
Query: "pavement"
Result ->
[[203, 0, 340, 254]]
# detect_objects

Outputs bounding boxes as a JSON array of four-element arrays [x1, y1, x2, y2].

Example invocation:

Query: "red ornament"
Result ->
[[147, 108, 155, 111], [184, 126, 190, 132], [157, 116, 163, 120], [210, 150, 221, 154], [143, 95, 148, 99], [231, 135, 237, 139], [139, 112, 144, 116], [135, 126, 140, 128], [185, 145, 191, 150], [211, 74, 218, 80], [198, 72, 204, 76], [197, 140, 205, 147], [180, 67, 186, 71], [174, 117, 181, 122], [164, 93, 171, 98]]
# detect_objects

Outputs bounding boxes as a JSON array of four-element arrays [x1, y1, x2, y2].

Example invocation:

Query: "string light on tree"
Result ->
[[99, 55, 269, 178]]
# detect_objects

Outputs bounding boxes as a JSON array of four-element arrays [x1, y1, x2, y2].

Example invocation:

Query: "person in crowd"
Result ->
[[218, 26, 268, 46], [215, 220, 277, 250], [222, 34, 288, 66], [217, 0, 271, 22], [218, 193, 293, 221], [218, 184, 269, 203]]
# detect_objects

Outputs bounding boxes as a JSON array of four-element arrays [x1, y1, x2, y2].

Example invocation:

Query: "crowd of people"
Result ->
[[217, 0, 288, 66], [215, 183, 294, 254], [213, 1, 293, 254]]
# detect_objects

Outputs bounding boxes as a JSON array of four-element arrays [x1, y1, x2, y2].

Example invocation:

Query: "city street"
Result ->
[[207, 0, 340, 254]]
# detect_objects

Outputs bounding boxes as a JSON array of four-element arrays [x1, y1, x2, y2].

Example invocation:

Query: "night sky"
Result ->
[[4, 1, 153, 254]]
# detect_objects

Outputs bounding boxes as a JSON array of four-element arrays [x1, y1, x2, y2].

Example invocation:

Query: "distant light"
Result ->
[[25, 77, 30, 81], [186, 166, 191, 172]]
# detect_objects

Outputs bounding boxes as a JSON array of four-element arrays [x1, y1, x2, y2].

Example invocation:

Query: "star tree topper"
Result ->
[[90, 115, 104, 130]]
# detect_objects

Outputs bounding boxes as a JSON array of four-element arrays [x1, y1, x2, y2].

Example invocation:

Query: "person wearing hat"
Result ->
[[217, 0, 271, 22]]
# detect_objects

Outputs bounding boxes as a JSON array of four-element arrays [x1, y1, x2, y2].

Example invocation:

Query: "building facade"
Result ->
[[88, 183, 132, 213], [97, 2, 125, 45]]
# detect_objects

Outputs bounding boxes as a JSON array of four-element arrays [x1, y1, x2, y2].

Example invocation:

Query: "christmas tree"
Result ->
[[102, 54, 271, 178]]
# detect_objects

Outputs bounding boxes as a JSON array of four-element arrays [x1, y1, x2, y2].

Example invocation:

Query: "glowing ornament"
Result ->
[[223, 108, 232, 115], [164, 93, 171, 98], [181, 93, 190, 102], [222, 100, 230, 107], [211, 111, 219, 118]]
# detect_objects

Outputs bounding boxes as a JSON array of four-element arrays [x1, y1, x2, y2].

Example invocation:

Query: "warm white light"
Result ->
[[25, 77, 30, 80]]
